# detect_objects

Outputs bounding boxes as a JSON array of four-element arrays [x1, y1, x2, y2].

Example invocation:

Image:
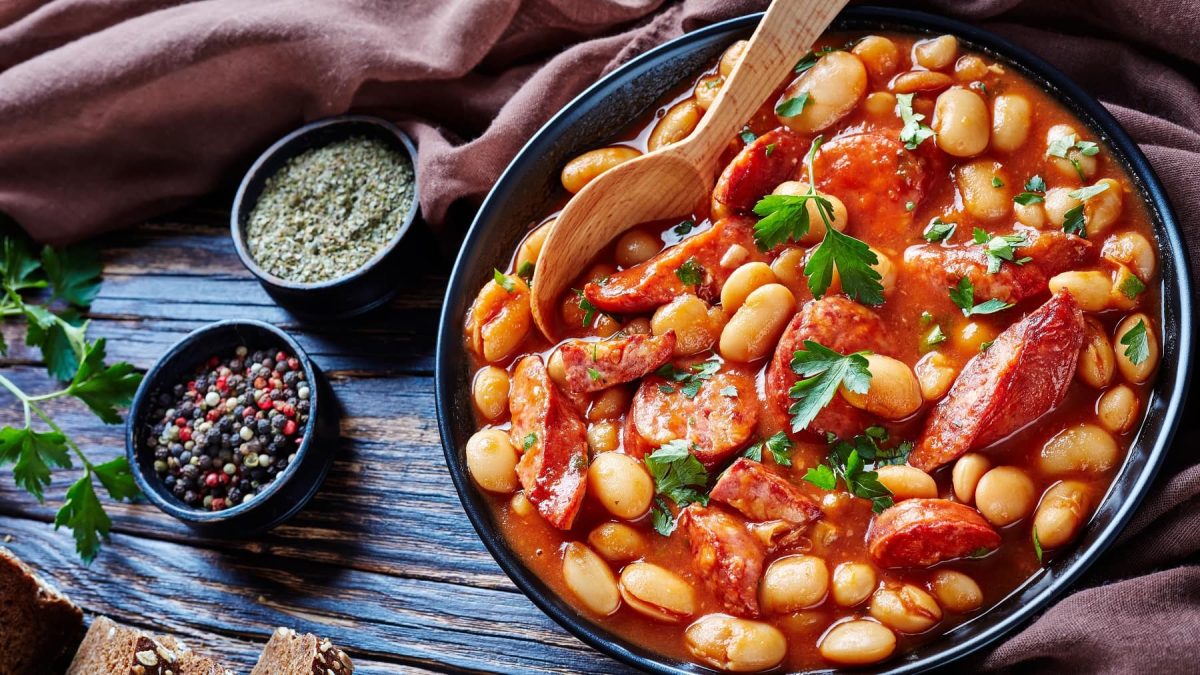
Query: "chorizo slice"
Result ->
[[903, 228, 1094, 305], [678, 504, 765, 617], [621, 407, 653, 460], [765, 297, 886, 437], [910, 293, 1085, 472], [710, 458, 822, 526], [583, 216, 763, 314], [630, 366, 758, 468], [509, 355, 588, 529], [712, 127, 809, 215], [811, 132, 927, 233], [556, 332, 676, 393], [867, 498, 1001, 568]]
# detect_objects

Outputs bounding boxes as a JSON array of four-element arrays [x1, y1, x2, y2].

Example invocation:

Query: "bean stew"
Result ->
[[462, 30, 1161, 672]]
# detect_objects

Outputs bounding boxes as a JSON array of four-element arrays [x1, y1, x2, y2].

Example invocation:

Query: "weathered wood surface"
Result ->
[[0, 213, 629, 674]]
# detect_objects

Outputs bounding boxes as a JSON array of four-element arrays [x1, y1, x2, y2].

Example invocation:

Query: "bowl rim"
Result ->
[[125, 319, 323, 524], [436, 7, 1194, 673], [229, 114, 421, 292]]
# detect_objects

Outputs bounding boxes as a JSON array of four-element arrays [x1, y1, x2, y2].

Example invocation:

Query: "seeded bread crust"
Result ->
[[0, 546, 86, 674], [65, 616, 237, 675], [250, 628, 353, 675]]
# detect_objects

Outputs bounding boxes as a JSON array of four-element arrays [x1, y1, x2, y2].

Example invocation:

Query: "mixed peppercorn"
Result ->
[[145, 346, 311, 511]]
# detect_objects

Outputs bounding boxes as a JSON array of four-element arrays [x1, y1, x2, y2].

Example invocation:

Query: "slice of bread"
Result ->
[[250, 628, 353, 675], [65, 616, 236, 675], [0, 546, 86, 674]]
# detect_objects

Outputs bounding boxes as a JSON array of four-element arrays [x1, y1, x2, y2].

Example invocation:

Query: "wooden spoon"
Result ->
[[530, 0, 850, 340]]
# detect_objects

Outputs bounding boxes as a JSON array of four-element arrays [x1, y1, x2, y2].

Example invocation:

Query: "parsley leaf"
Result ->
[[571, 289, 597, 327], [806, 227, 884, 305], [746, 431, 794, 467], [493, 269, 515, 293], [949, 277, 1014, 316], [41, 246, 102, 308], [674, 219, 695, 236], [794, 46, 835, 73], [0, 427, 71, 502], [775, 93, 811, 118], [804, 429, 906, 513], [675, 258, 705, 286], [1062, 205, 1087, 238], [991, 175, 1004, 188], [54, 470, 111, 564], [896, 93, 934, 150], [973, 228, 1030, 274], [1013, 174, 1047, 205], [92, 457, 139, 502], [922, 324, 947, 350], [1032, 526, 1044, 563], [788, 341, 872, 432], [720, 385, 738, 397], [523, 433, 537, 450], [65, 339, 141, 425], [803, 463, 837, 490], [1118, 272, 1146, 299], [1120, 318, 1150, 365], [651, 496, 675, 536], [517, 261, 534, 281], [739, 128, 757, 144], [765, 143, 777, 157], [1069, 182, 1111, 202], [753, 194, 816, 250], [923, 218, 957, 243], [656, 358, 721, 399], [587, 367, 602, 382], [645, 440, 710, 535], [1046, 132, 1077, 159], [2, 238, 46, 292]]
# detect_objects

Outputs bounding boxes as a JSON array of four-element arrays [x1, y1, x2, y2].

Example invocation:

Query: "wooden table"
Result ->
[[0, 204, 628, 673]]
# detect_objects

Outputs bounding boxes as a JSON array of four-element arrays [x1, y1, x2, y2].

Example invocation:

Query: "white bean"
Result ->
[[685, 615, 787, 672], [1039, 423, 1119, 476], [934, 87, 990, 157], [465, 429, 519, 493], [819, 620, 896, 665], [562, 542, 620, 616], [777, 51, 868, 133], [990, 94, 1032, 152]]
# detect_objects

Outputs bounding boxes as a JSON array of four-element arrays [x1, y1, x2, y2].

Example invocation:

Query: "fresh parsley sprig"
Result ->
[[949, 277, 1013, 317], [743, 430, 795, 466], [1120, 318, 1150, 365], [1047, 133, 1100, 180], [923, 218, 956, 243], [788, 341, 872, 432], [973, 228, 1031, 274], [1013, 175, 1047, 206], [896, 93, 934, 150], [645, 439, 710, 535], [656, 357, 720, 398], [0, 236, 142, 563], [1060, 181, 1112, 239], [803, 426, 910, 513]]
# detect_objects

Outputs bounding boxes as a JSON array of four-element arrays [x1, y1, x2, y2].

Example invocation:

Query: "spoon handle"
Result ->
[[682, 0, 850, 168]]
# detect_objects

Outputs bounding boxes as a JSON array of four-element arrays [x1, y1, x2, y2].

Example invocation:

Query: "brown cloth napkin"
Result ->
[[1, 0, 1198, 672]]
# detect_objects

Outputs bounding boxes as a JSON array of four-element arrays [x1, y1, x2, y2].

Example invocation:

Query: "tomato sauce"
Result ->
[[464, 31, 1161, 672]]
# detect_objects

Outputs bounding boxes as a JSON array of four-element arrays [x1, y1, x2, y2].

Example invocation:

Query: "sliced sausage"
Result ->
[[811, 132, 928, 233], [867, 498, 1001, 568], [584, 216, 764, 314], [903, 228, 1094, 305], [509, 355, 589, 529], [622, 409, 654, 460], [629, 366, 758, 468], [765, 297, 887, 437], [710, 458, 822, 526], [678, 504, 765, 617], [713, 128, 809, 214], [557, 332, 676, 393], [910, 293, 1084, 472]]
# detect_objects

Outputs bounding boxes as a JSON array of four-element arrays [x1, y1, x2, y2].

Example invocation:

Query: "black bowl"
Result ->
[[231, 115, 420, 321], [126, 320, 339, 534], [436, 7, 1194, 674]]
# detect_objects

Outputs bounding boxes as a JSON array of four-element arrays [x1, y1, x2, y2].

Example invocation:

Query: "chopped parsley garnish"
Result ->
[[979, 340, 994, 351], [523, 433, 537, 450], [923, 218, 957, 243], [1118, 272, 1147, 299], [516, 261, 535, 281], [991, 175, 1005, 188], [1047, 133, 1099, 180], [1033, 526, 1044, 563], [745, 431, 794, 467], [586, 367, 602, 382], [1069, 182, 1111, 202], [493, 269, 515, 292], [973, 228, 1031, 274], [950, 277, 1014, 317], [739, 127, 757, 144], [1062, 205, 1087, 238], [674, 219, 695, 236], [1013, 174, 1047, 205], [788, 341, 872, 432], [675, 258, 705, 286], [775, 93, 811, 118], [765, 143, 777, 157], [571, 288, 597, 327], [656, 358, 721, 399], [658, 384, 675, 394], [896, 93, 935, 150], [803, 427, 908, 513], [969, 546, 992, 559], [1120, 318, 1150, 365], [905, 201, 916, 212], [922, 324, 947, 350], [920, 311, 934, 324], [720, 385, 738, 398], [645, 440, 710, 535], [794, 46, 835, 73]]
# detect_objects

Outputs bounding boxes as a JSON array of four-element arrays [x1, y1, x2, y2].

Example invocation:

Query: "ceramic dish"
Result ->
[[436, 7, 1192, 673]]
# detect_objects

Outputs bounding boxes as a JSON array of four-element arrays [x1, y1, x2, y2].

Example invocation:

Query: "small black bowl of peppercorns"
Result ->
[[125, 320, 339, 534]]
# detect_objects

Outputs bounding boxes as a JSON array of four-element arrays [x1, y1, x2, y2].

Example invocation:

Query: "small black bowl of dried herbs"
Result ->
[[125, 320, 339, 534], [232, 115, 419, 320]]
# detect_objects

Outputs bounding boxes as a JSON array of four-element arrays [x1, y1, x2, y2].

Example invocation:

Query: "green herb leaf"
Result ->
[[523, 433, 537, 450], [1068, 182, 1111, 202], [804, 430, 905, 513], [517, 261, 535, 281], [54, 471, 110, 564], [92, 457, 139, 502], [1076, 140, 1100, 156], [765, 143, 777, 157], [572, 289, 597, 327], [658, 384, 675, 394], [923, 218, 956, 243], [1046, 132, 1077, 159], [905, 201, 915, 212], [1025, 175, 1047, 192], [896, 93, 935, 150], [775, 93, 811, 118], [922, 324, 947, 350], [674, 220, 695, 236], [1119, 319, 1150, 365], [747, 431, 795, 467], [645, 440, 710, 512], [806, 227, 884, 304], [587, 367, 602, 382], [739, 128, 757, 144], [1062, 204, 1087, 238], [742, 443, 762, 462], [66, 339, 142, 425], [979, 340, 994, 351], [493, 269, 515, 293], [1032, 526, 1044, 563], [1, 238, 46, 292], [675, 258, 705, 286], [651, 496, 676, 536], [788, 341, 872, 432], [794, 46, 834, 74], [41, 246, 102, 308], [1013, 192, 1045, 206], [991, 175, 1005, 188], [1014, 174, 1047, 206], [0, 427, 71, 502], [973, 228, 1030, 274], [949, 277, 1014, 317], [803, 463, 837, 490], [720, 385, 738, 398], [752, 194, 813, 250], [1118, 273, 1147, 299]]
